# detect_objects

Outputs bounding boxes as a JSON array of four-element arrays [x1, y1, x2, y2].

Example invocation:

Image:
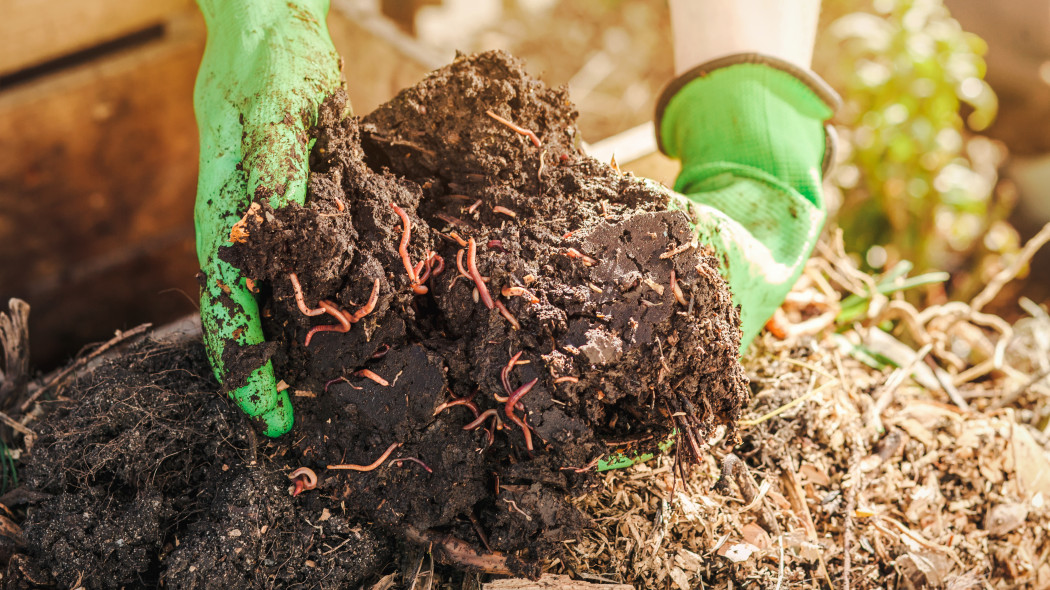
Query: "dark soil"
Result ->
[[10, 50, 748, 588]]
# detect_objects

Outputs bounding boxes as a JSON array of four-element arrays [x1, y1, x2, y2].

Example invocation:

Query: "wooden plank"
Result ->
[[0, 13, 205, 366], [0, 0, 194, 76], [484, 574, 633, 590]]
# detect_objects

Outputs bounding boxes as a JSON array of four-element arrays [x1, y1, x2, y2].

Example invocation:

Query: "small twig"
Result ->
[[328, 443, 401, 471], [402, 525, 513, 575], [21, 323, 152, 412], [659, 242, 694, 259], [972, 221, 1050, 312], [485, 110, 541, 148]]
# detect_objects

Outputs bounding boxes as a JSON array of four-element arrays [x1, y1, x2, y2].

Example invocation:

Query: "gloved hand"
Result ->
[[194, 0, 342, 436], [655, 53, 840, 349]]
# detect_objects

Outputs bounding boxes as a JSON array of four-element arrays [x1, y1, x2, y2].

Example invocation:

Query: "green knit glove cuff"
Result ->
[[656, 53, 840, 203], [655, 54, 841, 348]]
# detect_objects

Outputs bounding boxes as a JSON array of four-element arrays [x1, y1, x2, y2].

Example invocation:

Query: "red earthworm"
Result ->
[[289, 273, 326, 316], [492, 206, 517, 218], [485, 110, 542, 148], [501, 286, 538, 304], [500, 351, 524, 397], [390, 204, 428, 295], [429, 253, 445, 277], [348, 279, 381, 322], [446, 194, 472, 200], [463, 409, 503, 445], [670, 270, 687, 305], [449, 232, 469, 247], [334, 197, 345, 212], [434, 395, 481, 418], [328, 442, 401, 471], [325, 376, 348, 392], [467, 238, 494, 309], [456, 249, 470, 278], [371, 343, 391, 359], [417, 254, 434, 284], [494, 301, 520, 330], [354, 369, 389, 387], [565, 248, 597, 266], [392, 457, 433, 473], [305, 300, 352, 346], [503, 378, 538, 451], [467, 199, 483, 214], [553, 376, 578, 384], [289, 467, 318, 496]]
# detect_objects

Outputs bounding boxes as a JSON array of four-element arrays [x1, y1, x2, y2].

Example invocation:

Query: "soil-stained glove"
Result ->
[[655, 53, 840, 350], [194, 0, 342, 436]]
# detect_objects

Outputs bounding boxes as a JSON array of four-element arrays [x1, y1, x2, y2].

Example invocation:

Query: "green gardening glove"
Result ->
[[655, 53, 841, 350], [194, 0, 342, 436]]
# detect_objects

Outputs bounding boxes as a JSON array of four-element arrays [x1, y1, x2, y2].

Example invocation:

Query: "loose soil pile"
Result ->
[[7, 50, 748, 587]]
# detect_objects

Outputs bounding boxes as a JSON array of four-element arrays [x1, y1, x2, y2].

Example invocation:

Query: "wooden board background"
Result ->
[[0, 5, 431, 367]]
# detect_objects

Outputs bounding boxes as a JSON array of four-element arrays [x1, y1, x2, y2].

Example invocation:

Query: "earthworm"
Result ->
[[492, 206, 517, 218], [467, 238, 494, 309], [494, 301, 520, 330], [429, 253, 445, 277], [434, 394, 481, 418], [553, 376, 578, 384], [467, 199, 483, 214], [504, 378, 538, 451], [325, 376, 349, 392], [564, 248, 597, 266], [449, 232, 469, 247], [371, 344, 391, 359], [289, 273, 326, 316], [485, 110, 542, 148], [289, 467, 318, 496], [462, 409, 503, 431], [670, 270, 687, 305], [304, 300, 352, 346], [390, 204, 428, 295], [500, 351, 524, 398], [392, 457, 433, 473], [463, 409, 502, 444], [348, 279, 381, 322], [501, 286, 538, 304], [334, 197, 345, 212], [328, 442, 401, 471], [354, 369, 389, 387]]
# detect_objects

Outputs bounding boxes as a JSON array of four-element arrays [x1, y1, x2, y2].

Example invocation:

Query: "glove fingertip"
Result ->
[[260, 391, 295, 437]]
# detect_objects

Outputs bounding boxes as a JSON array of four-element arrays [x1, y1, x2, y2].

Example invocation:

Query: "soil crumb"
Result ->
[[12, 50, 747, 587]]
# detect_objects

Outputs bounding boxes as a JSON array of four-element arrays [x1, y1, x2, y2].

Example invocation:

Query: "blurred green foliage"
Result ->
[[814, 0, 1015, 279]]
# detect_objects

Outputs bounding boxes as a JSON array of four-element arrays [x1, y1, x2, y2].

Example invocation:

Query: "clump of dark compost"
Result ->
[[224, 50, 749, 563], [11, 49, 748, 587]]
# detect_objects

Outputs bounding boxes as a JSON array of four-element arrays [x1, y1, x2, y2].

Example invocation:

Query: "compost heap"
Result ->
[[12, 50, 748, 588]]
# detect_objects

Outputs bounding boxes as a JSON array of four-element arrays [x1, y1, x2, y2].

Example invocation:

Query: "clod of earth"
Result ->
[[15, 50, 748, 586]]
